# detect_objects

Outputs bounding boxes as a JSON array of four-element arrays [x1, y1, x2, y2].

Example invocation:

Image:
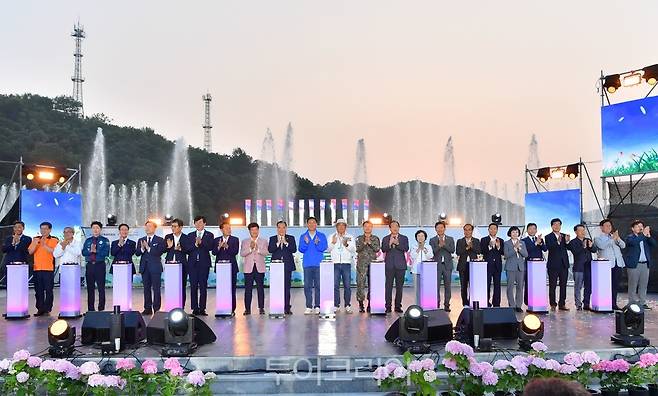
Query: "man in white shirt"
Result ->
[[328, 219, 356, 313], [53, 227, 82, 264]]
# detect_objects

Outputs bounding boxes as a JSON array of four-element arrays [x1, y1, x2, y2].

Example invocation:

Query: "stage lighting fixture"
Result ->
[[536, 167, 551, 183], [107, 214, 117, 227], [222, 213, 230, 220], [643, 64, 658, 85], [368, 217, 383, 225], [148, 218, 163, 226], [491, 213, 502, 225], [603, 74, 621, 93], [162, 308, 195, 357], [164, 214, 173, 226], [448, 217, 463, 226], [38, 170, 56, 181], [48, 319, 76, 358], [565, 163, 579, 179], [518, 314, 544, 351], [612, 303, 650, 347], [622, 71, 643, 87], [397, 305, 429, 353], [438, 212, 447, 221], [382, 213, 393, 225], [229, 217, 244, 225], [26, 172, 35, 180], [58, 176, 66, 183], [550, 167, 566, 179]]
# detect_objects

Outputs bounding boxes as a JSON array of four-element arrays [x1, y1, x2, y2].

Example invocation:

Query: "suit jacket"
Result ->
[[429, 234, 455, 271], [110, 238, 137, 274], [624, 233, 657, 268], [567, 237, 595, 272], [186, 229, 215, 268], [212, 235, 240, 273], [2, 234, 32, 263], [455, 237, 481, 272], [593, 234, 626, 268], [504, 239, 528, 271], [134, 235, 165, 274], [268, 234, 297, 272], [545, 232, 570, 270], [381, 233, 409, 270], [522, 235, 547, 260], [240, 237, 269, 274], [164, 233, 191, 265], [480, 235, 505, 272]]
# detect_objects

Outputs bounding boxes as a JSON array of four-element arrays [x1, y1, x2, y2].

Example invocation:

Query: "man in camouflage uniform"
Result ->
[[355, 220, 381, 313]]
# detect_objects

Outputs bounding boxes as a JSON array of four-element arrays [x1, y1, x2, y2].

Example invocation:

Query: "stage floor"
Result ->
[[1, 286, 655, 360]]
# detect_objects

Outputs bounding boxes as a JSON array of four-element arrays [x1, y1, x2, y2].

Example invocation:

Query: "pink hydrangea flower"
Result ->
[[65, 365, 81, 380], [115, 358, 135, 371], [531, 357, 547, 369], [469, 362, 487, 377], [420, 358, 435, 371], [581, 351, 601, 365], [445, 340, 475, 357], [169, 365, 184, 377], [442, 358, 458, 371], [54, 359, 71, 374], [511, 356, 529, 376], [141, 359, 158, 374], [559, 364, 578, 375], [385, 361, 400, 373], [80, 361, 100, 376], [482, 370, 498, 386], [16, 371, 29, 383], [0, 359, 11, 371], [26, 356, 42, 368], [187, 370, 206, 386], [563, 352, 584, 368], [546, 359, 561, 371], [12, 350, 30, 361], [39, 360, 56, 372], [164, 357, 181, 371], [531, 342, 547, 352], [393, 366, 408, 379], [408, 360, 424, 372], [493, 360, 511, 370], [373, 366, 390, 380], [639, 353, 658, 368], [87, 374, 106, 387]]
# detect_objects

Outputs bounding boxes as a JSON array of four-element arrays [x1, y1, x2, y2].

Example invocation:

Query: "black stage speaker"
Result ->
[[385, 309, 453, 343], [146, 312, 217, 345], [455, 307, 518, 343], [81, 311, 146, 345]]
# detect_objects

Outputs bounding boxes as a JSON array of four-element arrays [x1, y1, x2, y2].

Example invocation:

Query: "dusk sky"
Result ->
[[2, 1, 657, 191]]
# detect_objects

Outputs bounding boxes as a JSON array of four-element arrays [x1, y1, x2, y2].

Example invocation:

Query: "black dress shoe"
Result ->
[[515, 308, 523, 313], [141, 309, 153, 315], [643, 304, 652, 310], [358, 302, 365, 313], [583, 305, 591, 311], [576, 306, 583, 311], [259, 308, 265, 315], [385, 308, 392, 314], [444, 307, 451, 312], [34, 310, 45, 317], [243, 310, 251, 315], [394, 308, 403, 313], [198, 310, 208, 316], [192, 309, 199, 315], [285, 310, 293, 315], [558, 306, 570, 311], [613, 305, 622, 311], [550, 305, 557, 311], [366, 305, 371, 313]]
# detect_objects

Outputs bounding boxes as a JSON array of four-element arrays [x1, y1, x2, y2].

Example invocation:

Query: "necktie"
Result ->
[[532, 236, 536, 243], [147, 236, 151, 246]]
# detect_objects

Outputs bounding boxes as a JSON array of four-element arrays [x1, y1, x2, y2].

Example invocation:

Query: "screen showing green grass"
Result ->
[[601, 95, 658, 177]]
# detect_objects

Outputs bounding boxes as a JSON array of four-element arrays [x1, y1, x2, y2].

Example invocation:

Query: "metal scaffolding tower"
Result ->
[[71, 21, 85, 117], [202, 93, 213, 152]]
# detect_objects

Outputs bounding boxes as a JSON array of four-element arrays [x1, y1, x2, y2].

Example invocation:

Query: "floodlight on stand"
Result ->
[[491, 213, 502, 225], [643, 64, 658, 85], [162, 308, 196, 357], [550, 167, 566, 179], [536, 167, 551, 183], [565, 163, 579, 179], [48, 319, 76, 358], [397, 305, 429, 353], [164, 214, 173, 226], [438, 213, 447, 221], [612, 303, 649, 347], [107, 214, 117, 227], [222, 213, 230, 220], [603, 74, 621, 93], [518, 314, 544, 351], [58, 176, 66, 183], [382, 213, 393, 225], [622, 71, 643, 87]]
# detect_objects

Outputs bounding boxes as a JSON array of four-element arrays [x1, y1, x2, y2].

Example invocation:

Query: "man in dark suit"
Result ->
[[212, 221, 240, 315], [624, 220, 656, 309], [455, 223, 480, 308], [545, 218, 570, 311], [480, 223, 505, 307], [2, 221, 32, 264], [268, 220, 297, 315], [186, 215, 214, 316], [134, 220, 165, 315], [521, 223, 547, 305], [567, 224, 595, 311], [164, 218, 190, 308], [429, 221, 456, 311], [381, 221, 409, 314], [110, 223, 137, 270]]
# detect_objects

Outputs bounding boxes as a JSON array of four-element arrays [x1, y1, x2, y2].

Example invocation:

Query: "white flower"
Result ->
[[423, 370, 437, 382], [0, 359, 11, 371], [80, 361, 100, 376], [204, 372, 217, 380]]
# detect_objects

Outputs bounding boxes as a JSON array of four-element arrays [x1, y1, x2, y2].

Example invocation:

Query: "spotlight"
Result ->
[[26, 172, 35, 181], [622, 71, 643, 87], [550, 167, 566, 179], [612, 303, 650, 347], [58, 176, 66, 183], [491, 213, 502, 225], [162, 308, 195, 357], [603, 74, 621, 94], [368, 217, 383, 225], [382, 213, 393, 225], [48, 319, 76, 358], [643, 64, 658, 86], [164, 214, 173, 226], [228, 217, 244, 225], [221, 213, 230, 220], [448, 217, 463, 226], [536, 167, 551, 183], [439, 212, 447, 221], [518, 314, 544, 351], [398, 305, 429, 353], [565, 163, 579, 179], [38, 170, 56, 181], [107, 214, 117, 227]]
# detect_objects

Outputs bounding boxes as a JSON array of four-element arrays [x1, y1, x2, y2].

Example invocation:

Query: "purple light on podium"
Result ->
[[418, 261, 438, 310], [527, 259, 548, 312], [269, 260, 285, 316], [244, 199, 251, 224], [5, 263, 29, 318], [469, 260, 488, 308], [59, 263, 81, 317], [112, 263, 133, 311], [591, 259, 613, 312], [164, 262, 183, 311], [215, 260, 233, 316], [319, 260, 334, 315], [369, 261, 386, 314]]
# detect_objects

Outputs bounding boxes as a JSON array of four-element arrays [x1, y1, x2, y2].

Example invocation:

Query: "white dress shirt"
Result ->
[[410, 242, 434, 274], [53, 240, 82, 264]]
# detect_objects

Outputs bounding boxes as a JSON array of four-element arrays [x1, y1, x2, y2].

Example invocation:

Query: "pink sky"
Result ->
[[1, 1, 656, 190]]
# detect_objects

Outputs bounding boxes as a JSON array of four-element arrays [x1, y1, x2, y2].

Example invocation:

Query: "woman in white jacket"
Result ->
[[410, 230, 434, 305]]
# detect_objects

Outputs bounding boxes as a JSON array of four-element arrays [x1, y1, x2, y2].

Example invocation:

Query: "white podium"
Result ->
[[319, 260, 335, 318], [591, 259, 613, 312], [59, 263, 81, 318], [164, 262, 183, 311], [112, 263, 133, 311], [527, 259, 548, 313], [5, 263, 29, 319], [469, 260, 488, 308], [215, 260, 234, 317], [269, 260, 285, 318], [369, 260, 386, 314], [418, 261, 438, 310]]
